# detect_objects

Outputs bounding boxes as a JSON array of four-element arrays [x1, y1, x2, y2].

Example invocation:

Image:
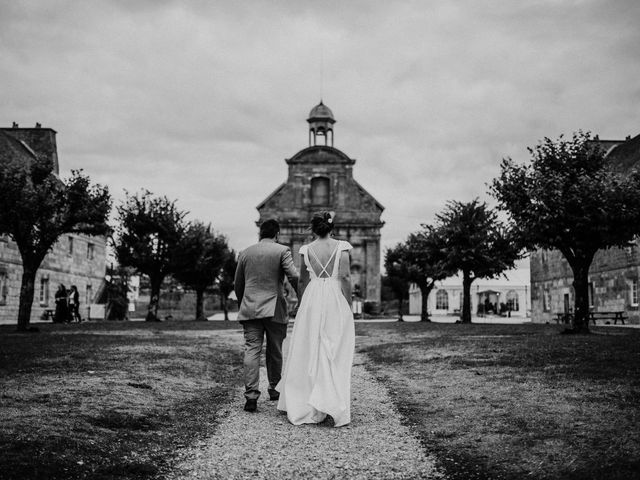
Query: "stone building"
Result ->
[[257, 102, 384, 306], [530, 133, 640, 324], [0, 124, 107, 324], [409, 269, 531, 318]]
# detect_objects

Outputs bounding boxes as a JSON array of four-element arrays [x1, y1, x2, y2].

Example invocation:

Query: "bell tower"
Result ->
[[257, 102, 385, 308], [307, 100, 335, 147]]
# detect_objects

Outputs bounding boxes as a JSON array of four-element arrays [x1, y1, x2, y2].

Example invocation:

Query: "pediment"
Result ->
[[286, 146, 355, 165]]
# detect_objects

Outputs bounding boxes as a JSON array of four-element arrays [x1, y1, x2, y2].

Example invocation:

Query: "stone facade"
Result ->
[[530, 246, 640, 324], [257, 103, 384, 305], [0, 124, 107, 324], [0, 234, 107, 323], [409, 269, 530, 318], [530, 133, 640, 324]]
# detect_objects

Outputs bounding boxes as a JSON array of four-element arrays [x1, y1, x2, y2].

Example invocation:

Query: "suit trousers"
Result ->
[[241, 318, 287, 400]]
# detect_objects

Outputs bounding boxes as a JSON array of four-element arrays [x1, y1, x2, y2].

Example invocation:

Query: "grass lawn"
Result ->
[[0, 320, 242, 480], [2, 320, 639, 480], [357, 322, 640, 480]]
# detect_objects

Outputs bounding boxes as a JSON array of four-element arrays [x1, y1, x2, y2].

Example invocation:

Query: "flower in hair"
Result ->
[[327, 211, 335, 224]]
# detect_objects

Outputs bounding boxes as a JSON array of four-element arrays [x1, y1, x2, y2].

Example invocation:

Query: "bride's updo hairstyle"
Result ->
[[311, 211, 335, 237]]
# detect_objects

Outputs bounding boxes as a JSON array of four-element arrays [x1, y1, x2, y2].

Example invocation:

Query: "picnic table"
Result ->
[[589, 311, 627, 325], [556, 311, 627, 325]]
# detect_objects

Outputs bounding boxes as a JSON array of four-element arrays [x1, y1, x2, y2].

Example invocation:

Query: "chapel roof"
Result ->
[[308, 101, 335, 122], [0, 124, 59, 173], [0, 130, 37, 165], [286, 145, 354, 165], [605, 133, 640, 171]]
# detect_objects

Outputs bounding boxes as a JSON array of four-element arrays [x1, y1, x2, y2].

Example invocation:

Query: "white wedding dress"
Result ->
[[276, 240, 355, 427]]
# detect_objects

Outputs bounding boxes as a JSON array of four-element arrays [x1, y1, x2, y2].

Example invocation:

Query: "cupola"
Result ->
[[307, 101, 336, 147]]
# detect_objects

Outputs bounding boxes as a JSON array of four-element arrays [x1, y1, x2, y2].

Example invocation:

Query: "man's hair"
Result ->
[[259, 219, 280, 239]]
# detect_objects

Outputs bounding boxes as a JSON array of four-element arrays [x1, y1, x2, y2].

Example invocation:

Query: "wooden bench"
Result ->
[[589, 311, 627, 325], [42, 309, 55, 321]]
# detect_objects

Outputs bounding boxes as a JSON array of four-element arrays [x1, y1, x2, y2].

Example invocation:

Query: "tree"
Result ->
[[104, 265, 131, 321], [113, 191, 187, 322], [217, 249, 237, 321], [491, 131, 640, 333], [384, 244, 410, 321], [433, 199, 520, 324], [173, 222, 229, 321], [402, 230, 453, 322], [0, 136, 111, 331]]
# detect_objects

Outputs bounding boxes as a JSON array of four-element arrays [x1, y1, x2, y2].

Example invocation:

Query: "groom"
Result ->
[[234, 219, 299, 412]]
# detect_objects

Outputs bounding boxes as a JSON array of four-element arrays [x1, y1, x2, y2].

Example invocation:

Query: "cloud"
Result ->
[[1, 0, 640, 260]]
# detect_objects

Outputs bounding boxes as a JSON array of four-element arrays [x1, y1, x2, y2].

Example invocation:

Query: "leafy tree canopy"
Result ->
[[431, 199, 521, 323], [0, 137, 110, 330], [173, 222, 229, 321], [173, 222, 229, 292], [431, 199, 520, 282], [113, 191, 188, 321], [491, 131, 640, 332], [113, 191, 188, 279], [491, 131, 640, 258]]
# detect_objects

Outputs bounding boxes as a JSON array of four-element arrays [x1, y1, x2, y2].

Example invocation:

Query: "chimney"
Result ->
[[35, 122, 41, 128], [12, 122, 18, 128]]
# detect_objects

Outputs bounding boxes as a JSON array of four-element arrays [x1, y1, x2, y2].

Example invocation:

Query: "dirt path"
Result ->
[[167, 330, 443, 480]]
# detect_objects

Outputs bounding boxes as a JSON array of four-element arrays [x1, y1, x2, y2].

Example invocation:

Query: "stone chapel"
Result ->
[[257, 102, 384, 306]]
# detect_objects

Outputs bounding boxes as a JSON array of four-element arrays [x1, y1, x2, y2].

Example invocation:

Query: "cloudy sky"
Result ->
[[2, 0, 640, 259]]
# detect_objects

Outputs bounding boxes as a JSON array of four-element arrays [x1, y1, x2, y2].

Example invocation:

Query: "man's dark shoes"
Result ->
[[244, 399, 257, 412], [268, 390, 280, 401]]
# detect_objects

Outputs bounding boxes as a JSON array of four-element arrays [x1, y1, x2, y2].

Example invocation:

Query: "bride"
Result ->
[[276, 211, 355, 427]]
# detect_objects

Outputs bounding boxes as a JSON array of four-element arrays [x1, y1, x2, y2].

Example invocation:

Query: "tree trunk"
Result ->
[[146, 275, 163, 322], [17, 266, 37, 331], [221, 293, 229, 321], [195, 288, 207, 321], [570, 260, 591, 333], [398, 294, 404, 321], [419, 283, 431, 322], [461, 270, 473, 324]]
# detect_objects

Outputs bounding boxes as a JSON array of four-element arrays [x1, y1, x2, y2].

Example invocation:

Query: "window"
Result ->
[[588, 282, 595, 308], [0, 271, 7, 305], [435, 289, 449, 310], [506, 290, 519, 311], [311, 177, 330, 205], [543, 289, 551, 312], [87, 243, 95, 260], [39, 277, 50, 306], [68, 236, 74, 255], [86, 284, 93, 305], [631, 279, 638, 306]]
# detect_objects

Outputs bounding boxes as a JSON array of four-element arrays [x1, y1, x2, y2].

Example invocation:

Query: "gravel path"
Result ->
[[168, 333, 444, 480]]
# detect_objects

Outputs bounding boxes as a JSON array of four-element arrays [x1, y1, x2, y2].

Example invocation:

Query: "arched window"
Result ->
[[435, 289, 449, 310], [506, 290, 519, 311], [311, 177, 330, 205]]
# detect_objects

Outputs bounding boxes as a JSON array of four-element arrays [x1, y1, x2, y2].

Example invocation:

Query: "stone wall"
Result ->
[[0, 234, 107, 323], [258, 145, 384, 305], [409, 282, 530, 318], [530, 243, 640, 324]]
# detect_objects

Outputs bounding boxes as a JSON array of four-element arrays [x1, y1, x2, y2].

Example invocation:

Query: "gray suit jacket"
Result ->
[[234, 239, 299, 323]]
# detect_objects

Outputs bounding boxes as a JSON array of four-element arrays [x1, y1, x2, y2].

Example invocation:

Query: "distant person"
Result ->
[[234, 219, 299, 413], [277, 211, 355, 427], [54, 284, 68, 323], [68, 285, 81, 322]]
